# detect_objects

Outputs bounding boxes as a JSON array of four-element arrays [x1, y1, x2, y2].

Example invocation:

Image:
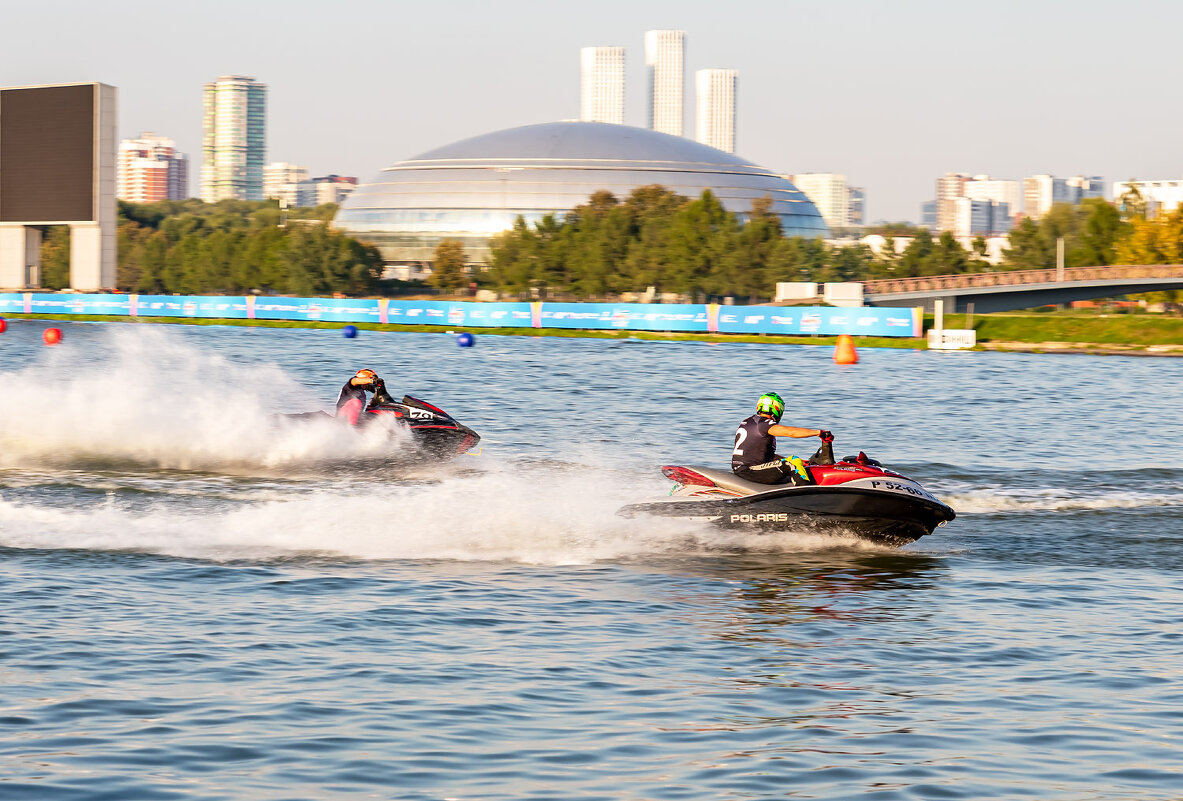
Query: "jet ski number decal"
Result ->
[[864, 479, 939, 503], [407, 409, 435, 419]]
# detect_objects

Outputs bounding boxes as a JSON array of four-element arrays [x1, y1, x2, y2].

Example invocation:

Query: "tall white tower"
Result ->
[[645, 30, 685, 136], [580, 47, 625, 124], [201, 75, 267, 202], [695, 68, 737, 153]]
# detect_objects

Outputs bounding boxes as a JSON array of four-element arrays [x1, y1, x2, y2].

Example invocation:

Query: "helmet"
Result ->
[[756, 392, 785, 422], [353, 369, 378, 384]]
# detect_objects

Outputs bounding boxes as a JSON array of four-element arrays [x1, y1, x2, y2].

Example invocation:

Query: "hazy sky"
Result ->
[[6, 0, 1181, 221]]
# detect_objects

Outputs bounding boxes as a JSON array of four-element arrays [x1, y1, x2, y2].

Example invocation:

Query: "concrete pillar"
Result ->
[[0, 224, 42, 289], [69, 220, 116, 291]]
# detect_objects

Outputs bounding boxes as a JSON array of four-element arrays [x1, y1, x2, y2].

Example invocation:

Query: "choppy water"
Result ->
[[1, 319, 1181, 800]]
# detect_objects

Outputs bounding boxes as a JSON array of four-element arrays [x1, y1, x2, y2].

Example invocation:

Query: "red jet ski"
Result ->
[[619, 449, 955, 546]]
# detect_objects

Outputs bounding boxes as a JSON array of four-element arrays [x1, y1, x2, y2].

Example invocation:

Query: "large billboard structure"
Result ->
[[0, 82, 116, 290]]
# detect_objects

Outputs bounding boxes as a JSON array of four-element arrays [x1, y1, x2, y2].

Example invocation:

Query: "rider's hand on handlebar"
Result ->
[[819, 430, 834, 443]]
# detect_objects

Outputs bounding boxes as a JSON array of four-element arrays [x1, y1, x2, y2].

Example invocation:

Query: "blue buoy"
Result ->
[[342, 325, 358, 339], [456, 332, 475, 348]]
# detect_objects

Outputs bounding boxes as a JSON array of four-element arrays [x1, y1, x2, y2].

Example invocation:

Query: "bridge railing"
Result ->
[[862, 264, 1183, 295]]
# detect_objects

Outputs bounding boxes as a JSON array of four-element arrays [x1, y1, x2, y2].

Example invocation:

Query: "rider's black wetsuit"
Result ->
[[731, 414, 796, 485]]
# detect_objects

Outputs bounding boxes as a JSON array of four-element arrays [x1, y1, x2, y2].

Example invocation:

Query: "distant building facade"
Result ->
[[263, 162, 308, 207], [645, 30, 685, 136], [1067, 176, 1105, 203], [848, 187, 866, 226], [935, 172, 970, 232], [695, 68, 737, 153], [788, 173, 849, 228], [296, 175, 357, 207], [963, 176, 1022, 223], [580, 47, 625, 124], [1022, 175, 1071, 220], [201, 75, 267, 202], [952, 197, 1010, 237], [920, 200, 937, 229], [117, 132, 188, 202], [1112, 178, 1183, 218]]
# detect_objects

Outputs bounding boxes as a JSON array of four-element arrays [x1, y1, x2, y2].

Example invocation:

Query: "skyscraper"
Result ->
[[117, 132, 188, 202], [580, 47, 625, 124], [645, 30, 685, 136], [695, 69, 737, 153], [201, 75, 267, 202]]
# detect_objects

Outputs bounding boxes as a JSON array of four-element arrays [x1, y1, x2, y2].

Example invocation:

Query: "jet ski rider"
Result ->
[[336, 369, 382, 426], [732, 392, 834, 485]]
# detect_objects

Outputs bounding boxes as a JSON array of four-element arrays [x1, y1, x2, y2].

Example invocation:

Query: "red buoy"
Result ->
[[43, 327, 62, 345], [0, 317, 7, 334]]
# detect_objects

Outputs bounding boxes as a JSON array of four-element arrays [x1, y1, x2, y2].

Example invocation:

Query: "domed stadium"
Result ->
[[334, 121, 827, 265]]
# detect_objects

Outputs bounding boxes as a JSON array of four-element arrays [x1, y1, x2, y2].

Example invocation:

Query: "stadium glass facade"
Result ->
[[334, 121, 828, 264]]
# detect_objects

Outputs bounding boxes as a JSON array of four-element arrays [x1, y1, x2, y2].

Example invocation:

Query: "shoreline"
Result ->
[[3, 312, 1183, 356]]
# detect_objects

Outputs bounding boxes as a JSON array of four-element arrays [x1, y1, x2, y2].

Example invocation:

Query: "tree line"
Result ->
[[478, 185, 1158, 300], [38, 199, 384, 296]]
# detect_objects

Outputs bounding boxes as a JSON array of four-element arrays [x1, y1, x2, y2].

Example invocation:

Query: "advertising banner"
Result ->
[[0, 293, 922, 337], [539, 302, 708, 331], [713, 305, 921, 337], [381, 300, 535, 329]]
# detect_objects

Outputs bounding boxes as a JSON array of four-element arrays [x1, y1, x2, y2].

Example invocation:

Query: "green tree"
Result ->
[[39, 227, 71, 289], [430, 239, 468, 293]]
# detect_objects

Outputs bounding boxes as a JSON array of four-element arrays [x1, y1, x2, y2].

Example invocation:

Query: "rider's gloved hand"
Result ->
[[819, 430, 834, 443]]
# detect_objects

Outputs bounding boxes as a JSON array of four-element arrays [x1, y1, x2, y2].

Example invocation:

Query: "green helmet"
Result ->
[[756, 392, 785, 422]]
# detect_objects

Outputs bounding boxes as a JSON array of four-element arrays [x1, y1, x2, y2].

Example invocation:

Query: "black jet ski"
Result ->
[[619, 450, 955, 546], [279, 379, 480, 460]]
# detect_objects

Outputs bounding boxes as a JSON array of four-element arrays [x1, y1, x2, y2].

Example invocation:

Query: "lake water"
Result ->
[[1, 319, 1181, 800]]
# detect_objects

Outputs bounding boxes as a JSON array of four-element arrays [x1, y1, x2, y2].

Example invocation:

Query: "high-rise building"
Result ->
[[645, 30, 685, 136], [580, 47, 625, 124], [117, 133, 188, 202], [695, 68, 737, 153], [936, 172, 970, 232], [963, 176, 1022, 223], [788, 173, 849, 228], [263, 162, 308, 207], [201, 75, 267, 202]]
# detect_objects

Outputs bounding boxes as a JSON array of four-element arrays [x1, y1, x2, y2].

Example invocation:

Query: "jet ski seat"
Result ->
[[686, 466, 784, 496]]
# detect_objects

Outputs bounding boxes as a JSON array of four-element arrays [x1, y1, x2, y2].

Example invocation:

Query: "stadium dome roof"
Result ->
[[335, 121, 827, 264]]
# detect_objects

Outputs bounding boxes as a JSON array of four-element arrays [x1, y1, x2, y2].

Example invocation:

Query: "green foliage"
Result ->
[[39, 227, 71, 290], [489, 185, 941, 299], [430, 239, 469, 292], [96, 199, 381, 295], [1002, 199, 1125, 270]]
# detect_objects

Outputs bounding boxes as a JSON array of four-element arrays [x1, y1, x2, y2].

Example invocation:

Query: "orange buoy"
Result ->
[[834, 333, 858, 364], [43, 327, 62, 345]]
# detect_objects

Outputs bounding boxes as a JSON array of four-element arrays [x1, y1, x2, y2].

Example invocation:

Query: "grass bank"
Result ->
[[938, 312, 1183, 346]]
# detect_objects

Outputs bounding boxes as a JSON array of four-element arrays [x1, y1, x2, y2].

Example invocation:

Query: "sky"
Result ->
[[5, 0, 1182, 222]]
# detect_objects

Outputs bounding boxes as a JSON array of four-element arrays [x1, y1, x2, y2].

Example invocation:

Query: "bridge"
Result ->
[[862, 264, 1183, 313]]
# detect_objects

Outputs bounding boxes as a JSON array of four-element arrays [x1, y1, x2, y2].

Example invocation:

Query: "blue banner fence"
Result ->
[[0, 294, 923, 337]]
